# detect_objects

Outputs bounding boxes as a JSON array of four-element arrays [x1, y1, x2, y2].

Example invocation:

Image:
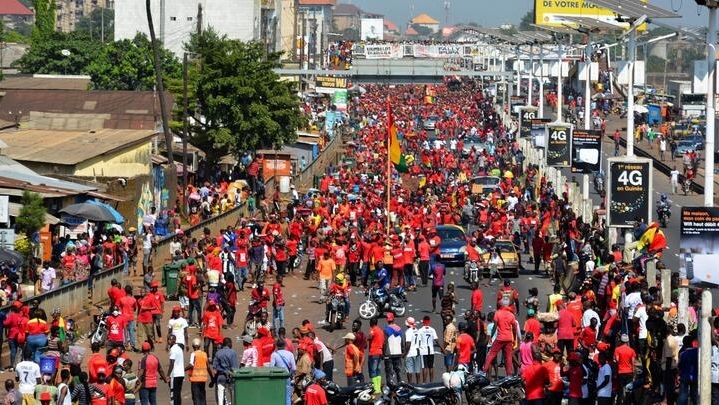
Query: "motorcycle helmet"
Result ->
[[335, 273, 345, 283], [660, 193, 667, 201]]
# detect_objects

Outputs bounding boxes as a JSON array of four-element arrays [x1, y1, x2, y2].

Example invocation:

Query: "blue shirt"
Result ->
[[678, 347, 698, 383]]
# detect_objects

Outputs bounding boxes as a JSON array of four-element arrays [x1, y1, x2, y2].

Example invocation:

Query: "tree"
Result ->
[[85, 33, 181, 90], [31, 0, 56, 44], [188, 30, 306, 163], [15, 191, 46, 237], [410, 24, 433, 37], [519, 11, 536, 31], [13, 31, 100, 75], [75, 7, 115, 42]]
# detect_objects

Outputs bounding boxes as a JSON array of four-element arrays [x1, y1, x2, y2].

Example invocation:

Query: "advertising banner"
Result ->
[[545, 123, 572, 167], [263, 158, 292, 181], [680, 206, 719, 284], [534, 0, 647, 30], [531, 118, 551, 148], [519, 107, 539, 138], [364, 44, 402, 59], [360, 18, 383, 41], [412, 44, 463, 58], [332, 89, 348, 111], [571, 129, 601, 173], [315, 75, 348, 94], [607, 158, 653, 227]]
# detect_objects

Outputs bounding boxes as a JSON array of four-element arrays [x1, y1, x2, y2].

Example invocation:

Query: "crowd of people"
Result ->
[[1, 79, 709, 405]]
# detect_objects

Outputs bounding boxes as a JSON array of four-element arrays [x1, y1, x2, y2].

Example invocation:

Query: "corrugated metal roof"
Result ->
[[0, 75, 91, 91], [0, 128, 157, 166], [8, 202, 60, 225]]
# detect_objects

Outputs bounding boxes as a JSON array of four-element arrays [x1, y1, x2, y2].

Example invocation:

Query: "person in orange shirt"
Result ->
[[367, 317, 385, 393], [316, 251, 336, 298], [24, 309, 49, 363], [402, 236, 416, 290], [201, 300, 223, 361]]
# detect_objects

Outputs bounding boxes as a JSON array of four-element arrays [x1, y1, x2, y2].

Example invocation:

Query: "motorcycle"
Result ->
[[244, 300, 264, 337], [326, 293, 346, 332], [593, 172, 605, 198], [322, 381, 374, 405], [375, 381, 460, 405], [657, 206, 671, 228], [463, 372, 525, 405], [357, 286, 407, 320], [90, 304, 109, 346], [464, 260, 480, 284]]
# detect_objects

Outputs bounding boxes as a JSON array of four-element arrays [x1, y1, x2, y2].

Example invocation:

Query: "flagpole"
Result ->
[[386, 97, 391, 236]]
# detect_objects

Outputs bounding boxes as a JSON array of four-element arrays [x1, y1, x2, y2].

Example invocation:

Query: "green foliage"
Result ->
[[75, 8, 115, 42], [410, 24, 433, 37], [86, 33, 181, 90], [31, 0, 56, 44], [519, 11, 536, 31], [13, 31, 101, 75], [186, 30, 305, 162], [15, 191, 46, 236]]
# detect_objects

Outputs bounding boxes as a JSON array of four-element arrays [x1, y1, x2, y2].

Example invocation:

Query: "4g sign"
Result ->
[[607, 158, 653, 227], [545, 123, 572, 167], [518, 107, 538, 138]]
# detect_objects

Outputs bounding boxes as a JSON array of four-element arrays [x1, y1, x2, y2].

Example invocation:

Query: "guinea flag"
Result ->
[[387, 98, 408, 173]]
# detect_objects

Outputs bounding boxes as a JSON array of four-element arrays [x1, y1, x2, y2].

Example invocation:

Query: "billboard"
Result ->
[[545, 123, 572, 167], [534, 0, 647, 30], [519, 107, 539, 138], [360, 18, 383, 41], [315, 75, 348, 94], [571, 129, 602, 173], [510, 96, 527, 116], [606, 158, 652, 227], [531, 118, 551, 148], [680, 207, 719, 284]]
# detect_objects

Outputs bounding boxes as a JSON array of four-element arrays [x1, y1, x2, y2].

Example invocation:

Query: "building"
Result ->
[[298, 0, 335, 69], [0, 0, 33, 30], [277, 0, 297, 60], [410, 13, 440, 34], [55, 0, 111, 33], [114, 0, 262, 57], [333, 3, 361, 32]]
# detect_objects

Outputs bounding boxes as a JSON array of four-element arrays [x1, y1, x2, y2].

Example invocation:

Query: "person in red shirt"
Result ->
[[181, 265, 202, 327], [251, 280, 271, 310], [138, 292, 156, 344], [482, 298, 517, 376], [148, 281, 165, 343], [138, 341, 168, 401], [556, 302, 577, 355], [201, 300, 223, 360], [562, 352, 586, 404], [522, 351, 549, 403], [304, 370, 328, 405], [367, 317, 385, 393], [107, 279, 124, 307], [470, 282, 483, 313], [614, 333, 636, 404], [286, 236, 299, 273], [87, 342, 109, 383], [402, 236, 416, 290], [579, 318, 598, 349], [390, 239, 405, 287], [105, 305, 128, 350], [496, 280, 519, 314], [522, 309, 541, 344], [272, 276, 285, 332], [254, 327, 275, 367], [543, 348, 565, 405], [118, 285, 138, 352], [454, 322, 476, 369]]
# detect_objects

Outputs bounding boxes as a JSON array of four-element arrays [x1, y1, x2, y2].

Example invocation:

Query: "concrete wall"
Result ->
[[74, 141, 153, 178]]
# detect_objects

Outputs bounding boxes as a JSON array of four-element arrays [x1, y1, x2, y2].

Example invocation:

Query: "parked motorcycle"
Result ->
[[326, 293, 346, 332], [90, 304, 109, 346], [463, 372, 525, 405], [357, 287, 407, 320], [374, 381, 460, 405], [463, 260, 480, 284], [322, 381, 374, 405]]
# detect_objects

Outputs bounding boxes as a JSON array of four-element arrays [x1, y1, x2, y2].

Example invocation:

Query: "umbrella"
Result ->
[[86, 200, 124, 224], [60, 202, 123, 224], [634, 105, 649, 114], [0, 247, 24, 267]]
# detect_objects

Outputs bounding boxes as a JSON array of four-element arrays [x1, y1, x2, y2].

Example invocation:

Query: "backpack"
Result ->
[[583, 360, 599, 399]]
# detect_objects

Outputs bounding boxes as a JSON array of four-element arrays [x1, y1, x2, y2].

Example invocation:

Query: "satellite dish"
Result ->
[[60, 49, 71, 56]]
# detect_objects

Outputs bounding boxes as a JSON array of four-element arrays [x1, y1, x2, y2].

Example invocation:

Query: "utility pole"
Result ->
[[146, 0, 173, 165], [182, 52, 189, 215], [196, 3, 202, 37], [293, 0, 298, 63], [300, 13, 306, 69]]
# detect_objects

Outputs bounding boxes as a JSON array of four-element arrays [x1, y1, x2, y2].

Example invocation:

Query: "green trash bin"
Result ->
[[232, 367, 290, 405], [162, 262, 182, 299]]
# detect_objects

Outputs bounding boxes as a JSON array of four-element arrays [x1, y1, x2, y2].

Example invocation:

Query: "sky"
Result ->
[[345, 0, 708, 31]]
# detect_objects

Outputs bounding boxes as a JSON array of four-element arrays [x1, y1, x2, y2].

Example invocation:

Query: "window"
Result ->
[[187, 16, 193, 21], [170, 16, 177, 21]]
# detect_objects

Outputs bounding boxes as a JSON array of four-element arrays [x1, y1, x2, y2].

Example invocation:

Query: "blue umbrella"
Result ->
[[86, 200, 124, 224]]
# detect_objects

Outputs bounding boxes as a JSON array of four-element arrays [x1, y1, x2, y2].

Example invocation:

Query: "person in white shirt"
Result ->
[[167, 335, 185, 405], [670, 166, 680, 195], [15, 351, 41, 404], [596, 352, 613, 404], [142, 229, 153, 272], [581, 301, 601, 336], [404, 317, 421, 384], [167, 306, 189, 350], [417, 316, 440, 383], [633, 295, 651, 357]]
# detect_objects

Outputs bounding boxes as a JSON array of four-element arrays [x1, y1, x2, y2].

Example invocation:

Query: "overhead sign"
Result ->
[[315, 76, 348, 94], [545, 123, 572, 167], [534, 0, 648, 30], [364, 44, 403, 59], [413, 44, 463, 58], [360, 18, 383, 41], [571, 128, 601, 173], [680, 206, 719, 284], [607, 157, 653, 227], [519, 107, 539, 138]]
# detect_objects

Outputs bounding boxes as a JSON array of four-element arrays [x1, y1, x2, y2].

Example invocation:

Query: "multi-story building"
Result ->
[[333, 3, 360, 32], [114, 0, 263, 57], [297, 0, 334, 69], [0, 0, 33, 31], [55, 0, 112, 33]]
